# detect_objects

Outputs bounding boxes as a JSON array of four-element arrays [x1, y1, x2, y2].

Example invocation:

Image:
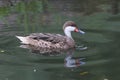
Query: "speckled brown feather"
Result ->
[[26, 33, 75, 50]]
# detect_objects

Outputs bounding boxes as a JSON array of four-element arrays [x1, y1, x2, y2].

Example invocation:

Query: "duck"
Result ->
[[16, 21, 85, 51]]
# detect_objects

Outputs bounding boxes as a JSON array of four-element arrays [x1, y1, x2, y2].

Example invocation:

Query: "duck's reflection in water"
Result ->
[[20, 44, 86, 68], [64, 55, 85, 68], [64, 50, 86, 68]]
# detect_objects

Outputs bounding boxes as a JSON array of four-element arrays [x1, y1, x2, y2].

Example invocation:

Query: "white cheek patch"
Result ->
[[64, 26, 75, 38], [65, 26, 75, 32]]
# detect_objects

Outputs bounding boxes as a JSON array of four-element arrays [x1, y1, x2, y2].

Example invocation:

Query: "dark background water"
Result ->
[[0, 0, 120, 80]]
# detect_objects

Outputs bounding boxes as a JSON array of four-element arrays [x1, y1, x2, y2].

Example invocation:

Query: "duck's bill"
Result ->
[[74, 28, 85, 34], [78, 30, 85, 34]]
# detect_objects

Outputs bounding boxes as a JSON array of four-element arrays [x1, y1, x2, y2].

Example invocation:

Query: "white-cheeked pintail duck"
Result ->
[[16, 21, 85, 51]]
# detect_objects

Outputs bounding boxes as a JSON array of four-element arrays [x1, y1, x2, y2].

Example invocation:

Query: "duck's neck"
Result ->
[[64, 28, 73, 40]]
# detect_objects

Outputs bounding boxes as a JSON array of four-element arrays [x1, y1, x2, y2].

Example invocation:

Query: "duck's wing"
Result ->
[[29, 33, 66, 44]]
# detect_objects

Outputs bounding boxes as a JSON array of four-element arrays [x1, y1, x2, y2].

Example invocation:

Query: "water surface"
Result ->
[[0, 1, 120, 80]]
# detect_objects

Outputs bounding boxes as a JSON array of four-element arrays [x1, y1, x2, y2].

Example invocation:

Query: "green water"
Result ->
[[0, 1, 120, 80]]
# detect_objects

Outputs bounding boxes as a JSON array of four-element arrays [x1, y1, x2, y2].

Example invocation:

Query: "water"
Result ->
[[0, 1, 120, 80]]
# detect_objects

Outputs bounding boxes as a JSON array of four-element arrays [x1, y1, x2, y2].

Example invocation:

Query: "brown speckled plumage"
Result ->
[[25, 33, 75, 50]]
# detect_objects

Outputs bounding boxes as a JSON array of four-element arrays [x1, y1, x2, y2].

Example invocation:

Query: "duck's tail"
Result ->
[[16, 36, 29, 44]]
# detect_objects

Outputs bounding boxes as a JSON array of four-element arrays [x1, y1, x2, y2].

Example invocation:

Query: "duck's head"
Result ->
[[63, 21, 85, 38]]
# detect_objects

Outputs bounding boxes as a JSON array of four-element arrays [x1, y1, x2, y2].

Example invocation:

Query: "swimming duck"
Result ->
[[16, 21, 85, 51]]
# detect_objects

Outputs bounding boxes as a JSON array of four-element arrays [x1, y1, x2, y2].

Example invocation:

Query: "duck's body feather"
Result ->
[[17, 33, 75, 50], [29, 33, 66, 44]]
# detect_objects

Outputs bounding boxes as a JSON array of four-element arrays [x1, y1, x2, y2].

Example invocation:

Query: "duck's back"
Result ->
[[29, 33, 66, 44], [29, 33, 75, 49], [17, 33, 75, 50]]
